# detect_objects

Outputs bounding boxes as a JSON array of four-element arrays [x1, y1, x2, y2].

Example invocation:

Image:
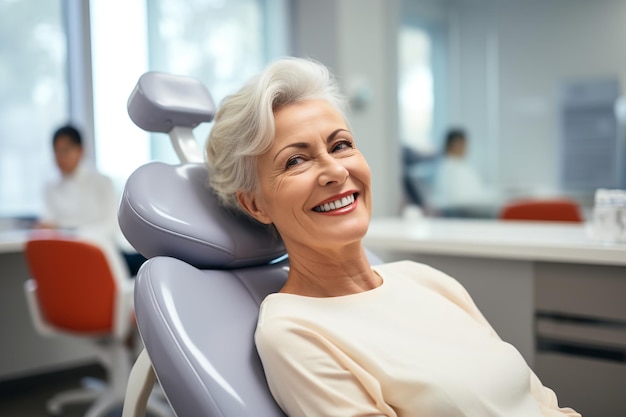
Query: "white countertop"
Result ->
[[364, 217, 626, 266], [5, 219, 626, 266], [0, 229, 30, 253]]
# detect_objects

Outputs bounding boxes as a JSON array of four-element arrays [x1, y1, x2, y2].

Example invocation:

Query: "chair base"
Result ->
[[47, 346, 173, 417], [45, 372, 125, 417], [47, 382, 101, 415]]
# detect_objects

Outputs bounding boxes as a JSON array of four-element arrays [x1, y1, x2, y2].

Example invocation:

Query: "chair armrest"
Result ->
[[113, 279, 135, 340], [122, 348, 157, 417], [23, 279, 57, 336]]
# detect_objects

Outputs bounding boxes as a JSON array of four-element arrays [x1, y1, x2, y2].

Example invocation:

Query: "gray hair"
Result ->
[[205, 57, 348, 212]]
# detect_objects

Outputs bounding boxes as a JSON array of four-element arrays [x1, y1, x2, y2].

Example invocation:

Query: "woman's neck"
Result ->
[[280, 243, 381, 297]]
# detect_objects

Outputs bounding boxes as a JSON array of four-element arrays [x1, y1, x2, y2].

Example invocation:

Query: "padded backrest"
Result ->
[[135, 257, 288, 417], [119, 161, 291, 416], [118, 159, 290, 416], [24, 235, 117, 332], [499, 198, 584, 223], [119, 162, 286, 269]]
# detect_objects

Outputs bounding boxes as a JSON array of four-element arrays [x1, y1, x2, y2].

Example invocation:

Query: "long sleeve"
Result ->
[[420, 264, 581, 417], [528, 371, 581, 417], [256, 317, 392, 417]]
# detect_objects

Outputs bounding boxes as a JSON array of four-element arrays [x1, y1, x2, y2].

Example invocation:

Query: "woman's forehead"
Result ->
[[273, 100, 347, 135]]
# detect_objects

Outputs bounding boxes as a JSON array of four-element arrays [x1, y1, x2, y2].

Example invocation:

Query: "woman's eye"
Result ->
[[286, 156, 304, 169], [332, 140, 353, 153]]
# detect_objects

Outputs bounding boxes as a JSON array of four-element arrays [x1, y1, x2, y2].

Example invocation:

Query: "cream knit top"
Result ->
[[255, 261, 580, 417]]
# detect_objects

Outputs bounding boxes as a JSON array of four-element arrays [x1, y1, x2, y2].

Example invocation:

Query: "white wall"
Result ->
[[291, 0, 403, 217], [446, 0, 626, 200]]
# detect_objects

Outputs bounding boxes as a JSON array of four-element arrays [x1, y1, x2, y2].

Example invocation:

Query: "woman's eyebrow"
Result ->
[[273, 142, 309, 162], [326, 128, 350, 143], [273, 129, 351, 162]]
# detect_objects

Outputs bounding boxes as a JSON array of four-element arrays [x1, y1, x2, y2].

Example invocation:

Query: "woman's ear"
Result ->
[[237, 191, 272, 225]]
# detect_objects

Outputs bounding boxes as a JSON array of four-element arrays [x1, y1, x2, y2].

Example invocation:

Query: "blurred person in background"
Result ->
[[36, 124, 146, 276], [432, 128, 498, 217]]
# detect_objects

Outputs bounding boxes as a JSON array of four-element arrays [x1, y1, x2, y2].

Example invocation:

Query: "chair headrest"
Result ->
[[118, 162, 286, 269], [127, 71, 215, 133]]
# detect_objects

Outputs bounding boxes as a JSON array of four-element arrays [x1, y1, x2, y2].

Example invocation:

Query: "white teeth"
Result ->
[[314, 194, 355, 212]]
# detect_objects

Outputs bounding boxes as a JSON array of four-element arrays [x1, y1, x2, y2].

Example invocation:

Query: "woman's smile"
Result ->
[[312, 192, 358, 214]]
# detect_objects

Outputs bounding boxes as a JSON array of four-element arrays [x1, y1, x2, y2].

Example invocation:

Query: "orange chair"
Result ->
[[23, 232, 138, 417], [499, 198, 584, 223]]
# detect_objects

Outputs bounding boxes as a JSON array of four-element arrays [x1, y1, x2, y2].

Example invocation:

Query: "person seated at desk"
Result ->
[[35, 124, 146, 276], [205, 57, 580, 417], [432, 128, 498, 218]]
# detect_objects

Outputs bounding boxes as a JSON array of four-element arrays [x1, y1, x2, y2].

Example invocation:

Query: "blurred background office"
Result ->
[[398, 0, 626, 220], [0, 0, 402, 230], [2, 0, 625, 227], [1, 0, 626, 415]]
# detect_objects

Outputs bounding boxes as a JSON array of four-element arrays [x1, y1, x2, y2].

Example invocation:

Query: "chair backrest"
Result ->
[[499, 198, 584, 223], [24, 232, 130, 334], [118, 162, 286, 269], [120, 161, 289, 417]]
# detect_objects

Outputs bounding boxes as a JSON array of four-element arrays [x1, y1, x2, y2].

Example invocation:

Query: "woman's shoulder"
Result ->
[[374, 260, 470, 303], [255, 295, 333, 352], [374, 260, 454, 284]]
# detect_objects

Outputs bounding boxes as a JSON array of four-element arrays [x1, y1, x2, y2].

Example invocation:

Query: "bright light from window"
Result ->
[[146, 0, 268, 163], [90, 0, 151, 194], [0, 0, 66, 218], [91, 0, 276, 180], [399, 27, 435, 153]]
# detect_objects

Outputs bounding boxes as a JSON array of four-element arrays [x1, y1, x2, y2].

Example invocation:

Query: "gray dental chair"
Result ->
[[119, 72, 380, 417]]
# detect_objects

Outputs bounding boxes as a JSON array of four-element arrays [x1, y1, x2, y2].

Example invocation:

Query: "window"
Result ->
[[146, 0, 270, 163], [0, 1, 288, 220], [398, 19, 447, 208], [398, 22, 446, 154], [90, 1, 151, 193], [0, 0, 67, 218], [91, 0, 288, 192]]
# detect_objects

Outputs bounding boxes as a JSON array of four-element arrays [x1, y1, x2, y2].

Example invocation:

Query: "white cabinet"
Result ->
[[535, 262, 626, 416]]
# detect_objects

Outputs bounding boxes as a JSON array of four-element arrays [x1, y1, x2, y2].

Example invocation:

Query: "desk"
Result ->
[[0, 230, 97, 381], [364, 217, 626, 416], [0, 229, 30, 252], [365, 217, 626, 267]]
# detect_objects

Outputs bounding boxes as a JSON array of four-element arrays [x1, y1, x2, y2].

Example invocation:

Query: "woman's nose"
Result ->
[[317, 155, 349, 186]]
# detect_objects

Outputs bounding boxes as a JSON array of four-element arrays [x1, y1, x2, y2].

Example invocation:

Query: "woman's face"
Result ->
[[238, 99, 372, 254]]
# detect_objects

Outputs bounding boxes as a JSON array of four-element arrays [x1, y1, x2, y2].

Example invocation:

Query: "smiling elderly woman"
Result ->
[[205, 58, 580, 417]]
